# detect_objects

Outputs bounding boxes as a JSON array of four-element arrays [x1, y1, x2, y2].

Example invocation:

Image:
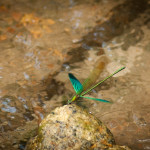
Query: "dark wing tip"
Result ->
[[68, 73, 73, 77]]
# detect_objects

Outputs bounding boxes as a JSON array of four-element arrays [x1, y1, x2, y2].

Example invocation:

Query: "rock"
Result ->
[[26, 104, 131, 150]]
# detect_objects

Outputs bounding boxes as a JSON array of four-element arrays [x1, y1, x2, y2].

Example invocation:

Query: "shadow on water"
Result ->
[[64, 0, 149, 65], [43, 74, 65, 100]]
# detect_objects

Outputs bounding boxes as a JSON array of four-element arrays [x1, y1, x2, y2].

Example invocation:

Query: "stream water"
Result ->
[[0, 0, 150, 149]]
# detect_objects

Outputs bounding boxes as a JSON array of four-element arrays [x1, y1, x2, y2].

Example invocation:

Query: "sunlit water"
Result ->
[[0, 0, 150, 149]]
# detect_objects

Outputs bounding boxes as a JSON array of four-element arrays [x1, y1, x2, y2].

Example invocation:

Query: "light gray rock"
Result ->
[[26, 104, 131, 150]]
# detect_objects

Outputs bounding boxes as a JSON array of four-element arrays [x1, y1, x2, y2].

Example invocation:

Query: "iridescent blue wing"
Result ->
[[79, 96, 112, 103], [68, 73, 83, 94]]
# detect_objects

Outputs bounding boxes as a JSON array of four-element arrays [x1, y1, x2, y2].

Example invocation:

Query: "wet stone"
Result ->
[[26, 104, 131, 150]]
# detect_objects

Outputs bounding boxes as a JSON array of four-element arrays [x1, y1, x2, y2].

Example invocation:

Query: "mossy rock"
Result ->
[[26, 104, 131, 150]]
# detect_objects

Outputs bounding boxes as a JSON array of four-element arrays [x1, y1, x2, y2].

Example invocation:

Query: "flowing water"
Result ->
[[0, 0, 150, 149]]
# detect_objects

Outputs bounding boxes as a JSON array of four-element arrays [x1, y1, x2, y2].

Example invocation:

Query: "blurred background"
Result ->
[[0, 0, 150, 149]]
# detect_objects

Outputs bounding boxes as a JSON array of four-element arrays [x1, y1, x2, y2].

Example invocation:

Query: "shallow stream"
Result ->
[[0, 0, 150, 149]]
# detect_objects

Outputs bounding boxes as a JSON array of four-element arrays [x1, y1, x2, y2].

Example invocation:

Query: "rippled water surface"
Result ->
[[0, 0, 150, 149]]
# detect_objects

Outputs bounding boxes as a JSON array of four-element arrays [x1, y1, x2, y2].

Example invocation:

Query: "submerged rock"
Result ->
[[26, 104, 131, 150]]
